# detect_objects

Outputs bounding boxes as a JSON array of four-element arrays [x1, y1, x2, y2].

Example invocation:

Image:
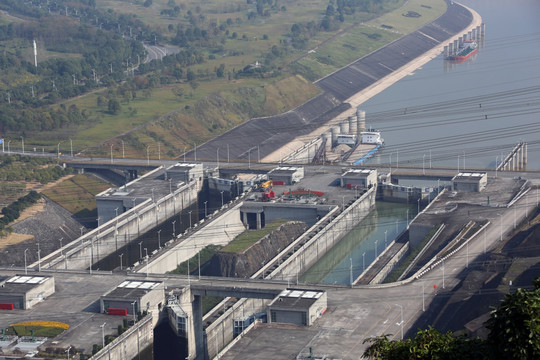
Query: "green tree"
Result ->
[[108, 99, 121, 114], [486, 278, 540, 360]]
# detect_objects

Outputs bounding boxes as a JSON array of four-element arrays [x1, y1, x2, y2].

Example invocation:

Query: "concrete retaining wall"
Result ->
[[139, 202, 246, 274], [196, 187, 376, 359], [90, 314, 153, 360], [272, 186, 376, 282], [369, 243, 409, 284], [38, 180, 198, 271]]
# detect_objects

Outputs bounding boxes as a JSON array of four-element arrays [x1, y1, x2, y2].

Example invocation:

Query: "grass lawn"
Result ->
[[221, 218, 290, 253], [42, 174, 110, 217]]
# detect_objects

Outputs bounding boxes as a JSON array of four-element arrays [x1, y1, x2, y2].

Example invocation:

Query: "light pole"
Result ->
[[131, 301, 137, 323], [157, 229, 162, 248], [216, 148, 220, 169], [442, 258, 445, 289], [422, 282, 425, 311], [66, 345, 71, 359], [100, 322, 106, 348], [349, 258, 353, 286], [21, 136, 24, 154], [362, 252, 365, 272], [422, 154, 425, 175], [7, 140, 11, 154], [69, 138, 73, 157], [189, 210, 192, 228], [495, 155, 499, 177], [147, 145, 151, 165], [110, 144, 113, 164], [396, 304, 404, 340], [119, 253, 123, 270], [417, 198, 420, 214], [138, 241, 143, 259], [204, 201, 208, 217], [24, 248, 29, 275], [172, 220, 176, 237], [500, 214, 503, 241], [57, 142, 61, 159], [121, 139, 125, 158], [221, 191, 224, 207]]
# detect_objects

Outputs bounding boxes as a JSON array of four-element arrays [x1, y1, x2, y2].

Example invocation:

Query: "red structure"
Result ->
[[107, 308, 128, 316]]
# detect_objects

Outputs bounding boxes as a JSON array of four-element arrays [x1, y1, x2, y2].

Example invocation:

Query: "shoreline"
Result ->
[[263, 3, 483, 163]]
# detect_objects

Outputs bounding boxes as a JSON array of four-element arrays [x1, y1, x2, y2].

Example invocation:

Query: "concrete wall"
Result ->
[[38, 181, 198, 271], [90, 314, 153, 360], [369, 243, 409, 284], [271, 186, 376, 283], [197, 187, 376, 359], [138, 202, 246, 274]]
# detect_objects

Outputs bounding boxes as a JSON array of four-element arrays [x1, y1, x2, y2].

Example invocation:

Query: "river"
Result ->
[[305, 0, 540, 284], [364, 0, 540, 170]]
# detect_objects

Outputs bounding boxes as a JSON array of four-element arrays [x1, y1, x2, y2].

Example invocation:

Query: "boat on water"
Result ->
[[446, 40, 478, 61]]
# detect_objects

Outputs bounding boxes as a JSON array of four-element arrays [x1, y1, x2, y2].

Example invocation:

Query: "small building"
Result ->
[[360, 131, 384, 144], [166, 163, 204, 184], [452, 172, 487, 192], [336, 134, 357, 145], [0, 274, 55, 310], [100, 280, 164, 317], [267, 288, 327, 326], [267, 166, 304, 185], [340, 169, 377, 189]]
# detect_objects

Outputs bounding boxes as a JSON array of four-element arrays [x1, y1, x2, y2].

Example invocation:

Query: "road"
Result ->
[[143, 43, 180, 63]]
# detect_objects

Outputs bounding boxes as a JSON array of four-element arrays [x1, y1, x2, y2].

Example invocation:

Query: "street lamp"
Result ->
[[362, 252, 365, 272], [147, 145, 151, 165], [69, 138, 73, 157], [138, 241, 143, 259], [21, 136, 24, 154], [66, 346, 72, 359], [189, 210, 192, 228], [100, 322, 107, 348], [119, 253, 123, 270], [24, 248, 29, 275], [57, 142, 61, 159], [157, 229, 162, 248], [204, 201, 208, 217], [121, 139, 125, 158], [172, 220, 176, 237], [422, 154, 425, 175], [216, 148, 220, 169], [131, 301, 137, 324], [221, 191, 224, 207]]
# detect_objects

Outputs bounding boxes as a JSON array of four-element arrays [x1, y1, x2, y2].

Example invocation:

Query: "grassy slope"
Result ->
[[221, 218, 290, 253], [22, 0, 445, 157], [42, 174, 111, 220]]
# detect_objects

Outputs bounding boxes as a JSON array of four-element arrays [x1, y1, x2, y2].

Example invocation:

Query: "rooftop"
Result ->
[[102, 280, 163, 299], [0, 275, 53, 294], [269, 288, 325, 310]]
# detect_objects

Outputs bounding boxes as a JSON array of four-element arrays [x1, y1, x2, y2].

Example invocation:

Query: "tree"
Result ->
[[363, 279, 540, 360], [486, 278, 540, 360], [108, 99, 121, 114]]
